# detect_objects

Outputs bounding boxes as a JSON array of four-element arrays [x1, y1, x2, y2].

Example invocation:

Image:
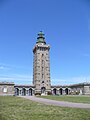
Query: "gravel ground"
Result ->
[[20, 96, 90, 108]]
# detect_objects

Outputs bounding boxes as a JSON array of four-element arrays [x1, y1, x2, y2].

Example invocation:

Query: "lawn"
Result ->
[[39, 95, 90, 104], [0, 96, 90, 120]]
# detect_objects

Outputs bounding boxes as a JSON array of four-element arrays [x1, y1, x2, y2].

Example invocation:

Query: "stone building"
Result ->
[[0, 82, 14, 96], [0, 31, 90, 96]]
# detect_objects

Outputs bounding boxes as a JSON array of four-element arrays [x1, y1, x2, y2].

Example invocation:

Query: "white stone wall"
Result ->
[[0, 83, 14, 96], [84, 86, 90, 95]]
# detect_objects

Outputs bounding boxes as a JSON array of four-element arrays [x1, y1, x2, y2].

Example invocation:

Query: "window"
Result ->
[[3, 88, 7, 93], [42, 54, 44, 57], [42, 67, 44, 71], [42, 60, 44, 64], [42, 74, 44, 78], [9, 87, 12, 92]]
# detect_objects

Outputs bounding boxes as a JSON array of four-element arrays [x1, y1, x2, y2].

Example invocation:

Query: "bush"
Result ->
[[47, 91, 52, 95], [76, 91, 80, 95], [69, 91, 80, 95], [35, 93, 41, 96]]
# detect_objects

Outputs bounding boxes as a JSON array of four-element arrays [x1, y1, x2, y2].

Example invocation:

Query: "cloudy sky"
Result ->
[[0, 0, 90, 85]]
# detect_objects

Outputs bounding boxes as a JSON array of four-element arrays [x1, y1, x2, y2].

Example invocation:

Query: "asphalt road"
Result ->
[[20, 96, 90, 108]]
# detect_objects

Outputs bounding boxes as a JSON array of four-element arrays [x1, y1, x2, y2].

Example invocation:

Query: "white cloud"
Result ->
[[51, 76, 90, 85], [0, 65, 10, 70], [0, 66, 5, 70], [0, 74, 32, 84], [0, 73, 90, 85]]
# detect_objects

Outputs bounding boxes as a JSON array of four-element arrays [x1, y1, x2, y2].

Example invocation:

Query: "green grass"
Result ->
[[0, 96, 90, 120], [39, 95, 90, 104]]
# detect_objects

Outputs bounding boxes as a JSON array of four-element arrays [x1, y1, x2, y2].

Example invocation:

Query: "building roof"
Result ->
[[0, 82, 14, 85], [14, 84, 34, 88]]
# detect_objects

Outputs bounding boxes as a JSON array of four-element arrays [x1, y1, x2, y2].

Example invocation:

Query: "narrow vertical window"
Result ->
[[42, 54, 44, 57], [42, 60, 44, 64], [42, 74, 44, 79], [42, 67, 44, 71]]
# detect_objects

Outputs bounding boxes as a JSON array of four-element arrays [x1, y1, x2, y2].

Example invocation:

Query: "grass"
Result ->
[[0, 96, 90, 120], [39, 95, 90, 104]]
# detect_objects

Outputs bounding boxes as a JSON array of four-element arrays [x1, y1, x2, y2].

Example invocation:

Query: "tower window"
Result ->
[[42, 81, 44, 83], [42, 54, 44, 57], [42, 74, 44, 78], [42, 60, 44, 64], [42, 67, 44, 71]]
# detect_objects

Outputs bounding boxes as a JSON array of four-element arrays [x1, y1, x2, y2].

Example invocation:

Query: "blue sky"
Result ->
[[0, 0, 90, 85]]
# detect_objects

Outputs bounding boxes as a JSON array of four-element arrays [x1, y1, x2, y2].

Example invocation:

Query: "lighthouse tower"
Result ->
[[33, 31, 51, 95]]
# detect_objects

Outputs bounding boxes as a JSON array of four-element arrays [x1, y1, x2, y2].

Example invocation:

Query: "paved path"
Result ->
[[20, 96, 90, 108]]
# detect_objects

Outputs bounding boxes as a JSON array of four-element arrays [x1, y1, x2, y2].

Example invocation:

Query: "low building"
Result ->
[[0, 82, 90, 96], [0, 82, 14, 96]]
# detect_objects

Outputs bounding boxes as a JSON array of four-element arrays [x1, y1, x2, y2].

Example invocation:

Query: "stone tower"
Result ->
[[33, 31, 51, 95]]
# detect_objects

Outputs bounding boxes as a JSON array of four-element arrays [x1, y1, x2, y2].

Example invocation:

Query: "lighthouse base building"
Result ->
[[0, 32, 90, 96]]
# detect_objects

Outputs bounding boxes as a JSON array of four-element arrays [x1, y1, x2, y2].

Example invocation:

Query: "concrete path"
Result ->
[[20, 96, 90, 108]]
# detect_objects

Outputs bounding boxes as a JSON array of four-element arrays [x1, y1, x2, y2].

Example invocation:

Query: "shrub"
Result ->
[[47, 91, 52, 95], [35, 93, 41, 96], [69, 91, 80, 95]]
